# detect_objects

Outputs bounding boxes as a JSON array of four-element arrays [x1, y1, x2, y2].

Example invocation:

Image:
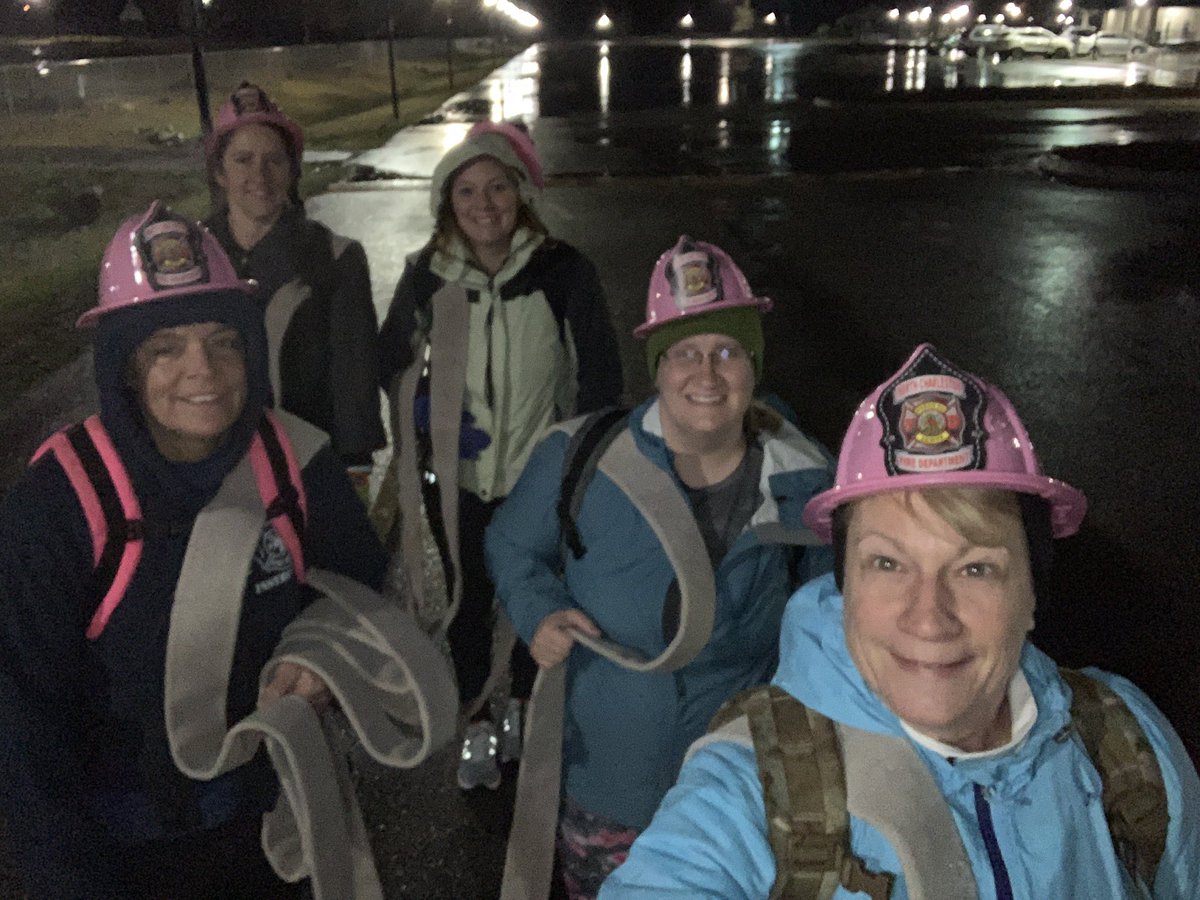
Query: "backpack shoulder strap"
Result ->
[[555, 406, 629, 560], [1060, 667, 1169, 889], [709, 685, 894, 900], [31, 416, 145, 640], [249, 410, 325, 584]]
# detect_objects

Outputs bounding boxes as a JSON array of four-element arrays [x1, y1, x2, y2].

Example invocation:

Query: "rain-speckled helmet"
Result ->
[[802, 343, 1087, 542], [203, 82, 305, 170], [78, 201, 254, 328], [634, 235, 772, 339]]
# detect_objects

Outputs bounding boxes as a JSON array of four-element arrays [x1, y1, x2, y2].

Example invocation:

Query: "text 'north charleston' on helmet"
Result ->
[[802, 343, 1087, 542], [633, 236, 773, 339], [77, 201, 255, 328]]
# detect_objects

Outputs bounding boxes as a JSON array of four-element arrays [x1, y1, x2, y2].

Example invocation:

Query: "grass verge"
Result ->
[[0, 49, 512, 411]]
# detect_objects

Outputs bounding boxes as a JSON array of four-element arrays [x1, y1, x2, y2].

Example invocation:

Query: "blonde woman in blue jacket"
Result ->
[[601, 344, 1199, 899]]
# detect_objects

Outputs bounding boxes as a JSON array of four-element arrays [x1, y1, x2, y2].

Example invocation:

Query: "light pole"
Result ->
[[387, 0, 400, 119], [187, 0, 212, 136]]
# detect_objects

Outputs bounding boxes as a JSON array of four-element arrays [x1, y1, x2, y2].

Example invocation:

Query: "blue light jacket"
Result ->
[[485, 398, 834, 830], [601, 573, 1200, 898]]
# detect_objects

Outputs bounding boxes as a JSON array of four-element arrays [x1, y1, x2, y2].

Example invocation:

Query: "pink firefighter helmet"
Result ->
[[203, 82, 305, 169], [633, 236, 773, 339], [77, 201, 255, 328], [802, 343, 1087, 541]]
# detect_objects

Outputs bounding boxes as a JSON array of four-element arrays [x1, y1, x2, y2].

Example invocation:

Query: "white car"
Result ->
[[1086, 31, 1151, 58], [996, 26, 1075, 59]]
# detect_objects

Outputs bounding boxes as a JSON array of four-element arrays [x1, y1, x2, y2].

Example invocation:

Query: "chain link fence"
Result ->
[[0, 36, 496, 118]]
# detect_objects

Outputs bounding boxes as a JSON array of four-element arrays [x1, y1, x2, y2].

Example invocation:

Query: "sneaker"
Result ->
[[457, 720, 501, 790], [499, 698, 524, 764]]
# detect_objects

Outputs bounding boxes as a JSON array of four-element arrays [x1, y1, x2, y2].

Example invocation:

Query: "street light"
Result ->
[[1004, 3, 1022, 20], [887, 8, 900, 20], [1058, 0, 1072, 9], [596, 13, 613, 31], [680, 13, 695, 28], [764, 12, 777, 26]]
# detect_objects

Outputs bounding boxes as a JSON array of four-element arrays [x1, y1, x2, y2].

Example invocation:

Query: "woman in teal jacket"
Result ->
[[601, 344, 1199, 899], [486, 237, 834, 899]]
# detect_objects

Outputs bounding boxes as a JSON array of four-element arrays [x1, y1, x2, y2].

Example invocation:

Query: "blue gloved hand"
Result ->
[[413, 396, 492, 460], [459, 410, 492, 461]]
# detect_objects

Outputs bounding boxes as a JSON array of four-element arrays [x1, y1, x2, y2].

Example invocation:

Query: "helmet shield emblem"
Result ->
[[231, 83, 270, 115], [135, 211, 209, 292], [878, 345, 987, 475], [667, 242, 723, 310]]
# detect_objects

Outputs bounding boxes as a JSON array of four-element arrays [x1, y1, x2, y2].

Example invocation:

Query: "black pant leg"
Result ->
[[445, 490, 503, 707]]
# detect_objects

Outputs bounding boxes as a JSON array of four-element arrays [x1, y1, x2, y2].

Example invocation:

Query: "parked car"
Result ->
[[1087, 31, 1151, 58], [995, 26, 1075, 59], [967, 23, 1009, 53], [1062, 25, 1097, 56]]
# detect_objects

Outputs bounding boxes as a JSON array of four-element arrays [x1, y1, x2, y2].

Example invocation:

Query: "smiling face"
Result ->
[[216, 123, 293, 229], [842, 489, 1034, 752], [449, 156, 521, 261], [654, 332, 754, 452], [131, 321, 247, 462]]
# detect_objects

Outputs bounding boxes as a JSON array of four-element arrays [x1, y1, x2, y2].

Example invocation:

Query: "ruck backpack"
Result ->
[[31, 410, 310, 640], [709, 673, 1170, 900]]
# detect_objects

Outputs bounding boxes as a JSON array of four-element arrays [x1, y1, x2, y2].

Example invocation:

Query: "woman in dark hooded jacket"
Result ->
[[0, 202, 389, 898]]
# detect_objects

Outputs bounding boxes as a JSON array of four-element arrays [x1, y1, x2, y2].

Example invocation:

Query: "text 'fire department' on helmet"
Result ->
[[802, 343, 1087, 542], [203, 82, 305, 169], [77, 201, 255, 328], [633, 236, 772, 339]]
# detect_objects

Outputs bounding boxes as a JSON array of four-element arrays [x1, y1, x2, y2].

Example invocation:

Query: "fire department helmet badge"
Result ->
[[878, 345, 988, 475]]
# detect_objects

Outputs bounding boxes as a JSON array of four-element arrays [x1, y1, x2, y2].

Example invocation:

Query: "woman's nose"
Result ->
[[898, 573, 962, 640]]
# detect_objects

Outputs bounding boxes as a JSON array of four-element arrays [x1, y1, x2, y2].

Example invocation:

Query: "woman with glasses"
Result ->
[[485, 237, 834, 899]]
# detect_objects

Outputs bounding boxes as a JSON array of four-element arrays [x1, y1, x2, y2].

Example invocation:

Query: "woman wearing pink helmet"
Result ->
[[602, 343, 1199, 900], [0, 204, 426, 899], [378, 122, 623, 794], [486, 236, 834, 898], [204, 82, 385, 488]]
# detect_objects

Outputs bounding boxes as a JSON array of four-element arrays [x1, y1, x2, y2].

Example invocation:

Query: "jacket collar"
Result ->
[[429, 227, 545, 291]]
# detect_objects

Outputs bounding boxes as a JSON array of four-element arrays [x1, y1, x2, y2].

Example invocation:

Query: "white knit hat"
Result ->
[[429, 131, 541, 217]]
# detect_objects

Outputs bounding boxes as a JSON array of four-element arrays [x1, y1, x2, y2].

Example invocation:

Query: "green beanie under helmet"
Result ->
[[645, 306, 765, 381]]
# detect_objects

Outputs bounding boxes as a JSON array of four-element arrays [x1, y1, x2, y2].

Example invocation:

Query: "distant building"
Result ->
[[1091, 3, 1200, 43]]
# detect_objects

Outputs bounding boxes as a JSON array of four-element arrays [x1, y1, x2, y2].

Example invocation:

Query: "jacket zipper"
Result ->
[[973, 782, 1015, 900]]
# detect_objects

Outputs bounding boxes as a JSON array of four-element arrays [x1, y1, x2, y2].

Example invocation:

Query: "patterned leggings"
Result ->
[[556, 796, 642, 900]]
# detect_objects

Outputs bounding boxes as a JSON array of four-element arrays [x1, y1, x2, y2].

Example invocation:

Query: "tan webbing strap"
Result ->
[[1059, 667, 1168, 889], [840, 722, 975, 900], [165, 446, 265, 771], [426, 283, 469, 635], [500, 427, 716, 900], [165, 431, 456, 898], [264, 280, 312, 402], [391, 355, 425, 614], [390, 283, 470, 639]]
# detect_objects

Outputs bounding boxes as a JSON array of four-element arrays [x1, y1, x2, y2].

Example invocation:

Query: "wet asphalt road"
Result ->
[[2, 36, 1198, 900], [312, 38, 1200, 899]]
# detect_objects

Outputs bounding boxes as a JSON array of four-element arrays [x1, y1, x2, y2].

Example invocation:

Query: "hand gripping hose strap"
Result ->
[[164, 445, 457, 898], [392, 283, 469, 636], [500, 427, 716, 900]]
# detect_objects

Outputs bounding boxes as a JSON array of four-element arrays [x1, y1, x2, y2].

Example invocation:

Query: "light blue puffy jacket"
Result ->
[[601, 573, 1200, 899]]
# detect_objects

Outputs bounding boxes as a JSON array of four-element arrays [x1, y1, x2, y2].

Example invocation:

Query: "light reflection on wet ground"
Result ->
[[353, 40, 1200, 181]]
